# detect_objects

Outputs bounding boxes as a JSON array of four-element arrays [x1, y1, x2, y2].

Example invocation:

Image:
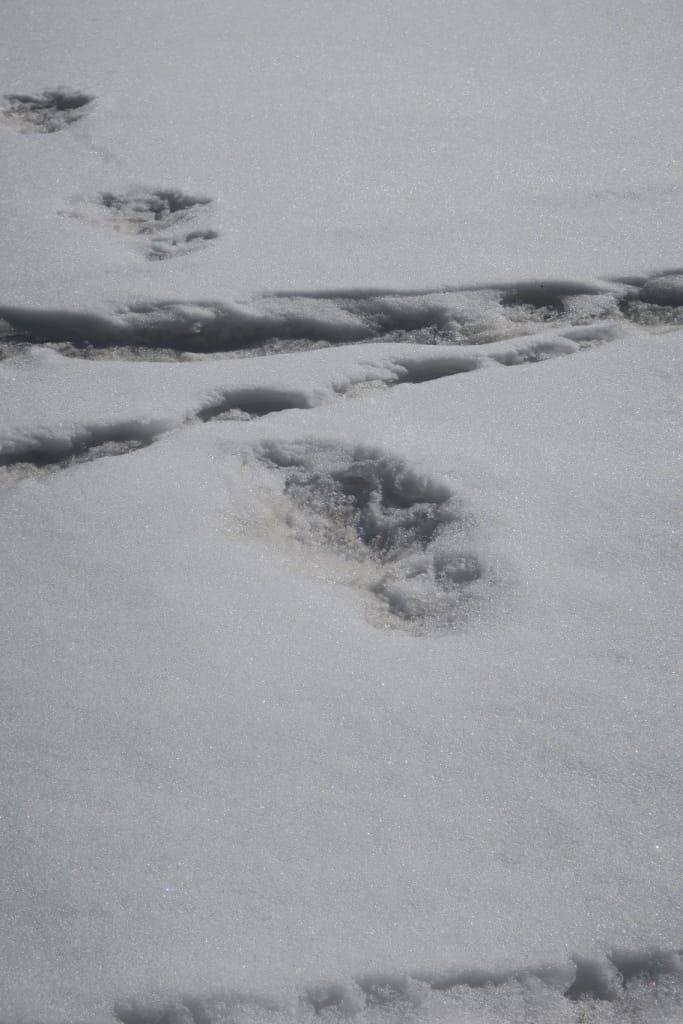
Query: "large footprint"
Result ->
[[257, 439, 485, 629]]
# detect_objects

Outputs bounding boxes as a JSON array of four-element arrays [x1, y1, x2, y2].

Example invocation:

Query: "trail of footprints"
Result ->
[[2, 86, 681, 630], [1, 85, 682, 344], [0, 332, 590, 474], [4, 89, 682, 1012], [0, 92, 681, 350], [2, 84, 219, 259], [1, 274, 681, 358], [1, 274, 678, 629]]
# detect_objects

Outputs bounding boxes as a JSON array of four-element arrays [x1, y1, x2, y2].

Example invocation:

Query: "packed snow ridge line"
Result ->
[[0, 339, 589, 483], [112, 946, 682, 1024], [257, 439, 485, 629], [197, 387, 312, 421], [0, 420, 164, 471], [0, 272, 681, 356], [1, 88, 94, 132], [67, 188, 219, 261], [192, 334, 589, 418]]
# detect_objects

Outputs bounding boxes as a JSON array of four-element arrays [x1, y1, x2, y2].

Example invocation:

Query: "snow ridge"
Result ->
[[0, 322, 639, 484], [111, 948, 683, 1024], [0, 419, 167, 471], [1, 273, 681, 358]]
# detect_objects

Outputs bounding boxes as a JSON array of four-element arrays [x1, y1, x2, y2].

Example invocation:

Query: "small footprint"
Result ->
[[68, 188, 219, 260], [2, 89, 94, 132]]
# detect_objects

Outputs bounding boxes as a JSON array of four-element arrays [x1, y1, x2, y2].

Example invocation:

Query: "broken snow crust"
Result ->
[[1, 332, 681, 1022]]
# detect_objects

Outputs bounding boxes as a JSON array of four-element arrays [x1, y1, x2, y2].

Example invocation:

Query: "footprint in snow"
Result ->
[[257, 439, 485, 630], [2, 89, 94, 132], [68, 187, 219, 260]]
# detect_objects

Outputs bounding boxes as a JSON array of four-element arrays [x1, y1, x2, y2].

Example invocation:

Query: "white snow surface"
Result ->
[[1, 3, 682, 1023], [1, 0, 682, 311], [2, 332, 682, 1022]]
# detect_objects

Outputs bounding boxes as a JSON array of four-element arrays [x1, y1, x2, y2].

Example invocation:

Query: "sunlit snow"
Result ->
[[1, 2, 681, 1023]]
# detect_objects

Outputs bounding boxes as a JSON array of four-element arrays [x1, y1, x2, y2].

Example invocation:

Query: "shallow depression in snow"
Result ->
[[257, 439, 486, 630], [1, 87, 94, 132], [67, 188, 219, 261]]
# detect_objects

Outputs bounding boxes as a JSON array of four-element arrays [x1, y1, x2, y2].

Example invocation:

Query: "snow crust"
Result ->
[[1, 2, 682, 1022]]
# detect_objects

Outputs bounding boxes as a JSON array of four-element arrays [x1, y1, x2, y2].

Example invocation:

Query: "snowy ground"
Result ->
[[1, 3, 682, 1023]]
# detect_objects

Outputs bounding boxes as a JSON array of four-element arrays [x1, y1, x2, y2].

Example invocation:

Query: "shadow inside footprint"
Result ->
[[93, 188, 217, 258], [278, 448, 454, 563], [2, 89, 94, 132], [259, 440, 484, 629], [99, 189, 211, 229], [618, 273, 683, 325]]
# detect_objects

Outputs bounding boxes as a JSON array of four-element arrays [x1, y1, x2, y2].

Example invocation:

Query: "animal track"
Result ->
[[2, 89, 94, 132], [258, 440, 484, 628], [72, 188, 218, 260]]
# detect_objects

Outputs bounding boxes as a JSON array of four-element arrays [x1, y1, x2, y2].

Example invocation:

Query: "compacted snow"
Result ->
[[1, 2, 682, 1023]]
